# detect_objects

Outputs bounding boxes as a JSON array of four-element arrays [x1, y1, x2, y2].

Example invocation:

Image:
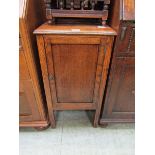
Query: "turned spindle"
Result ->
[[71, 0, 74, 10], [60, 0, 63, 10], [102, 2, 110, 25], [81, 1, 84, 10], [104, 4, 109, 10], [91, 0, 95, 10], [43, 0, 111, 25], [45, 0, 52, 24]]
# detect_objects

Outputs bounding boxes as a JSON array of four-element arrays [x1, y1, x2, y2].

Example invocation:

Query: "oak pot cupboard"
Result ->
[[34, 24, 116, 127]]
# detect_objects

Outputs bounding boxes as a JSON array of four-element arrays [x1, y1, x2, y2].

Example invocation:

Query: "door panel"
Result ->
[[52, 44, 98, 103], [44, 36, 105, 108], [102, 57, 135, 119]]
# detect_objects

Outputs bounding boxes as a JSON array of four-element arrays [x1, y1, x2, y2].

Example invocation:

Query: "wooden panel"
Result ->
[[19, 50, 30, 80], [19, 80, 41, 122], [44, 36, 103, 106], [112, 58, 135, 113], [19, 90, 32, 117], [49, 36, 110, 102], [122, 0, 135, 20], [101, 57, 135, 121], [52, 44, 98, 103], [115, 22, 135, 57]]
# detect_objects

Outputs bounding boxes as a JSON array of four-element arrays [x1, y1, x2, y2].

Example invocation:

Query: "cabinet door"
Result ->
[[19, 50, 40, 122], [101, 57, 135, 121], [43, 36, 108, 110]]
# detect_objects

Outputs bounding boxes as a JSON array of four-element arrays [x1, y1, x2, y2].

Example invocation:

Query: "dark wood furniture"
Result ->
[[19, 0, 49, 129], [99, 0, 135, 126], [44, 0, 111, 25], [34, 24, 116, 128]]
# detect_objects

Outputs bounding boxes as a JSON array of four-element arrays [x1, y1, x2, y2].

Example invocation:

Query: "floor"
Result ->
[[19, 111, 135, 155]]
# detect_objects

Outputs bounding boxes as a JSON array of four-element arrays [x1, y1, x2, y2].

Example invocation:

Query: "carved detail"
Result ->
[[44, 0, 111, 25]]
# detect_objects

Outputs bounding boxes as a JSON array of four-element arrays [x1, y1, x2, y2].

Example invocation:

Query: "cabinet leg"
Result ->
[[49, 111, 56, 128], [93, 124, 98, 128], [93, 109, 100, 127], [50, 121, 56, 128], [93, 117, 98, 128]]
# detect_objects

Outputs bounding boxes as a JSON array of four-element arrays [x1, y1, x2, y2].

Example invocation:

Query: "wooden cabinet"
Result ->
[[19, 0, 49, 129], [100, 57, 135, 124], [34, 24, 116, 127], [99, 0, 135, 125]]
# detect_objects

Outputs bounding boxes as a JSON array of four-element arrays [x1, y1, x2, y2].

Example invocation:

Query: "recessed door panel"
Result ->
[[52, 44, 98, 103]]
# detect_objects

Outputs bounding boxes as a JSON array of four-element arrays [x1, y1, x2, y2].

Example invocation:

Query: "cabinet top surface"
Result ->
[[34, 23, 117, 36]]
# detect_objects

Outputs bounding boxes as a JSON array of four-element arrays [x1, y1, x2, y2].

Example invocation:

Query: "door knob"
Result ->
[[49, 74, 54, 80]]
